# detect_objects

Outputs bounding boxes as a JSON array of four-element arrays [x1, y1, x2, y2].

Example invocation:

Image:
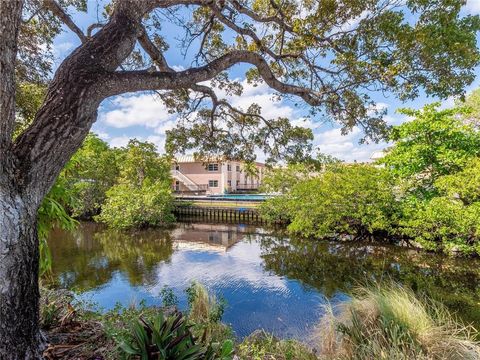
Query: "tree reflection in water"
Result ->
[[48, 222, 480, 328], [49, 222, 173, 291], [259, 235, 480, 327]]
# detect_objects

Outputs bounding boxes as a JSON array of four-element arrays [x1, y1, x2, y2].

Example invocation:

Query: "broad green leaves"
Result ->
[[381, 103, 480, 196], [261, 164, 398, 239]]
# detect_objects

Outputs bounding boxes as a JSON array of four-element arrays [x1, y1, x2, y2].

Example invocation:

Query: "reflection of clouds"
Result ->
[[70, 224, 329, 340], [149, 239, 290, 296]]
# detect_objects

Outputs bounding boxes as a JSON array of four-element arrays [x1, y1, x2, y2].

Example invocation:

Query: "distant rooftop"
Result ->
[[370, 150, 386, 160], [174, 154, 226, 163], [175, 155, 200, 163], [370, 146, 392, 161], [174, 155, 265, 165]]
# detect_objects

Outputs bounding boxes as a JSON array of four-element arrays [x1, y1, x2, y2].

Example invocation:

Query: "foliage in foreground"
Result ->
[[118, 311, 205, 360], [41, 282, 480, 360], [236, 330, 317, 360], [261, 102, 480, 255], [316, 284, 480, 360], [113, 283, 232, 360]]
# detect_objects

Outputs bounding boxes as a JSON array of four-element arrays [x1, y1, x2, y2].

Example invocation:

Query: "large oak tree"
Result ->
[[1, 0, 479, 357]]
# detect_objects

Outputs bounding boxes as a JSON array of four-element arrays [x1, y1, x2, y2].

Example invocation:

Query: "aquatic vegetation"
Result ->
[[187, 282, 226, 324], [186, 282, 232, 346], [316, 284, 480, 360], [40, 282, 480, 360]]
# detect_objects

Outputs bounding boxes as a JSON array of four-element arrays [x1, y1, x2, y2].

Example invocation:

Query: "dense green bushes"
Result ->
[[64, 133, 120, 218], [260, 103, 480, 255], [261, 165, 398, 240], [60, 137, 175, 229], [96, 140, 174, 229]]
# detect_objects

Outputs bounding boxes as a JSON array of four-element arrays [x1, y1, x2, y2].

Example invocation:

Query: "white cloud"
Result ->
[[214, 79, 296, 120], [367, 102, 388, 116], [337, 10, 370, 33], [154, 119, 177, 135], [98, 79, 399, 161], [107, 134, 167, 152], [145, 135, 166, 151], [314, 127, 388, 162], [95, 131, 110, 140], [100, 94, 174, 128], [53, 41, 74, 57], [440, 96, 456, 110], [171, 65, 186, 71], [108, 136, 132, 148], [465, 0, 480, 14], [291, 117, 321, 130]]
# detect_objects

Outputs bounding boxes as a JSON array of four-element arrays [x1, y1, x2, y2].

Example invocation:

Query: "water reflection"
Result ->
[[260, 235, 480, 326], [48, 222, 480, 339], [49, 223, 173, 290]]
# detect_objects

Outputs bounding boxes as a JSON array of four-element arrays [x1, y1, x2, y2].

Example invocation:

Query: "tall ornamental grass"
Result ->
[[316, 284, 480, 360]]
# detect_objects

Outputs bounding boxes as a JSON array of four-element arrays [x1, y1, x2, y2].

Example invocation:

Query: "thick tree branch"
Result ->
[[43, 0, 86, 43], [87, 23, 103, 37], [209, 3, 339, 77], [142, 0, 207, 13], [104, 50, 323, 106]]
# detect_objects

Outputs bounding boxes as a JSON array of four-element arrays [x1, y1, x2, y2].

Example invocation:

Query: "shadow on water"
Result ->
[[48, 221, 480, 339]]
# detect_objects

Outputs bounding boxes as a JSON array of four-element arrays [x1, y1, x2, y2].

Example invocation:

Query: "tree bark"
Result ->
[[0, 188, 43, 359]]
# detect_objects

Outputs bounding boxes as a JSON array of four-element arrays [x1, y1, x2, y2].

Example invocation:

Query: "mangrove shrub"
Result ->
[[97, 140, 174, 229], [261, 165, 398, 240]]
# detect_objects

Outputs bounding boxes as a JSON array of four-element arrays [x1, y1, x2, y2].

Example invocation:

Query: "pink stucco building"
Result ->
[[171, 155, 266, 194]]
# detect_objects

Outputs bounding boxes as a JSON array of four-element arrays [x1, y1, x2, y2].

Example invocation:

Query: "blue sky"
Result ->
[[51, 0, 480, 162]]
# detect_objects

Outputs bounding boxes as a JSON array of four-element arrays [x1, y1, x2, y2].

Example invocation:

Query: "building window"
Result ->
[[227, 180, 231, 186], [207, 163, 219, 172], [208, 180, 218, 187], [236, 180, 240, 186], [236, 165, 240, 172], [227, 164, 232, 171]]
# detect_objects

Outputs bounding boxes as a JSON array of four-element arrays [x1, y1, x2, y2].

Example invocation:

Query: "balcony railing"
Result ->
[[173, 184, 209, 193], [235, 183, 259, 190]]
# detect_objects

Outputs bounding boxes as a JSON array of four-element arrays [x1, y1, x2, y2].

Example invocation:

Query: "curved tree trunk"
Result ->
[[0, 2, 143, 358], [0, 189, 43, 359]]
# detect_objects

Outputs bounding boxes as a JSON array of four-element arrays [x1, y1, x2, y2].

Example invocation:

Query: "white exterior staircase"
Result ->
[[171, 170, 203, 191]]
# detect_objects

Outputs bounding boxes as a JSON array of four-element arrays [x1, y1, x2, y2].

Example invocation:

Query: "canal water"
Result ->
[[48, 221, 480, 340]]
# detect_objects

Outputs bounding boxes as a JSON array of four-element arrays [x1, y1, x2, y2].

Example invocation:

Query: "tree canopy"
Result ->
[[380, 104, 480, 195], [12, 0, 480, 168]]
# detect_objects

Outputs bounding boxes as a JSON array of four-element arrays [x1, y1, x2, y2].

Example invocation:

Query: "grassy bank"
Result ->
[[316, 284, 480, 360], [41, 283, 479, 359]]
